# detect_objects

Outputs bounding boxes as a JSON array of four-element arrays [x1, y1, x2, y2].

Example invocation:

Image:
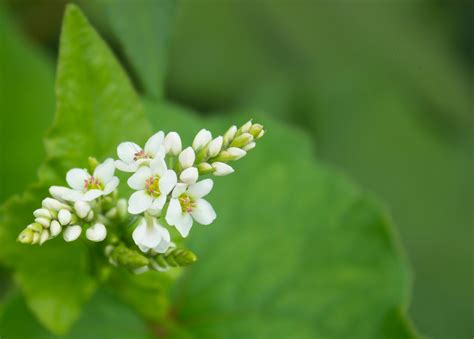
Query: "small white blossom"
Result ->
[[74, 201, 91, 219], [116, 131, 165, 172], [243, 142, 256, 151], [42, 198, 68, 211], [179, 167, 198, 185], [58, 209, 71, 225], [223, 125, 237, 145], [207, 136, 223, 158], [132, 216, 171, 253], [240, 120, 252, 133], [34, 217, 50, 228], [33, 208, 52, 219], [166, 179, 216, 238], [50, 220, 61, 237], [212, 162, 234, 176], [50, 158, 119, 202], [164, 132, 182, 155], [178, 147, 195, 169], [63, 225, 82, 242], [227, 147, 246, 160], [127, 157, 177, 214], [86, 223, 107, 242], [192, 129, 212, 151], [39, 230, 49, 245]]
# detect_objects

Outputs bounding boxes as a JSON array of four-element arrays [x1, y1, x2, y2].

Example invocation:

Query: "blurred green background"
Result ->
[[0, 0, 472, 338]]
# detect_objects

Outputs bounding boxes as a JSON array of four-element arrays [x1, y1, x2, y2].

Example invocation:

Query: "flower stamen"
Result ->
[[179, 194, 196, 213], [145, 176, 161, 197], [84, 176, 103, 190], [133, 150, 150, 161]]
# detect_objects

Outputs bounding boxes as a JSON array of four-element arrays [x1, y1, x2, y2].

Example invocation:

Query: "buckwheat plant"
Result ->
[[17, 120, 264, 274]]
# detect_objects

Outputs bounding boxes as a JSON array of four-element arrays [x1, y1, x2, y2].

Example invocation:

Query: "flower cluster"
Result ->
[[18, 120, 264, 272]]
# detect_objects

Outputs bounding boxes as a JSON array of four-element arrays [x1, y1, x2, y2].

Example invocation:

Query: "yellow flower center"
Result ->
[[145, 176, 161, 197], [179, 194, 196, 213], [84, 176, 104, 190], [133, 150, 150, 161]]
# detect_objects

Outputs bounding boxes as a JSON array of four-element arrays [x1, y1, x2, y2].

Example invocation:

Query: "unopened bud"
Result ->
[[86, 223, 107, 242], [230, 133, 253, 148], [179, 147, 195, 169], [207, 136, 223, 158], [108, 244, 150, 270], [88, 156, 99, 172], [18, 229, 35, 244], [39, 230, 50, 245], [197, 162, 214, 174], [34, 217, 51, 228], [215, 147, 246, 162], [242, 142, 256, 151], [27, 222, 43, 233], [192, 129, 212, 151], [223, 125, 237, 146], [249, 123, 263, 139], [33, 208, 51, 219], [180, 167, 198, 184], [58, 209, 72, 225], [63, 225, 82, 242], [32, 232, 40, 244], [42, 198, 67, 211], [49, 186, 69, 201], [212, 162, 234, 176], [164, 132, 182, 155], [74, 201, 91, 219], [50, 220, 61, 237]]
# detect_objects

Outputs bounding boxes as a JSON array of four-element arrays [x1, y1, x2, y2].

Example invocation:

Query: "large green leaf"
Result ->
[[145, 102, 418, 338], [99, 0, 177, 100], [0, 290, 153, 339], [0, 4, 151, 334], [0, 3, 55, 203]]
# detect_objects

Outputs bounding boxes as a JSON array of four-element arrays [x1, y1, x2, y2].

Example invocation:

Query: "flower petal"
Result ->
[[174, 213, 193, 238], [150, 156, 167, 176], [94, 158, 115, 182], [188, 179, 213, 198], [49, 185, 72, 200], [159, 170, 177, 195], [128, 190, 153, 214], [171, 183, 188, 198], [103, 176, 119, 195], [154, 226, 171, 253], [151, 194, 167, 211], [178, 147, 195, 168], [165, 198, 182, 225], [83, 189, 103, 201], [127, 166, 152, 190], [191, 199, 216, 225], [117, 141, 142, 163], [62, 189, 85, 202], [66, 168, 89, 190], [144, 131, 165, 157], [115, 160, 138, 172]]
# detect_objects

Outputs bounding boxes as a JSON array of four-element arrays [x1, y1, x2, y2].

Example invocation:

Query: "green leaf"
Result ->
[[0, 4, 55, 203], [145, 102, 417, 338], [100, 0, 177, 100], [0, 290, 154, 339], [0, 4, 152, 334]]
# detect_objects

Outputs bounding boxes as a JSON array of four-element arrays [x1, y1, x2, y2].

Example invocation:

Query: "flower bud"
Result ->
[[230, 133, 253, 148], [33, 208, 52, 219], [50, 220, 61, 237], [192, 129, 212, 151], [63, 225, 82, 242], [240, 120, 252, 133], [179, 147, 195, 168], [27, 222, 43, 233], [58, 209, 72, 225], [49, 186, 69, 201], [164, 132, 182, 155], [42, 198, 67, 211], [256, 129, 265, 139], [216, 147, 246, 162], [223, 125, 237, 146], [249, 123, 264, 139], [34, 217, 51, 228], [207, 136, 223, 158], [180, 167, 199, 184], [39, 230, 50, 245], [74, 201, 91, 219], [86, 223, 107, 242], [32, 232, 40, 244], [18, 229, 35, 244], [197, 162, 214, 174], [212, 162, 234, 176], [242, 142, 256, 151]]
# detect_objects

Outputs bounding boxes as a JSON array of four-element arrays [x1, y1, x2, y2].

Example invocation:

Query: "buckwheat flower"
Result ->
[[166, 179, 216, 238], [116, 131, 165, 172], [207, 136, 223, 158], [132, 216, 171, 253], [127, 157, 177, 214], [212, 162, 234, 176], [63, 225, 82, 242], [50, 158, 119, 202], [164, 131, 182, 155], [86, 223, 107, 242], [180, 167, 199, 184], [178, 147, 195, 169]]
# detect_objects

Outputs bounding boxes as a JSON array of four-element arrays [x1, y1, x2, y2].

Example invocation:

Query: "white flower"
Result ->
[[132, 217, 171, 253], [212, 162, 234, 176], [192, 129, 212, 151], [74, 201, 91, 219], [243, 142, 256, 151], [50, 158, 119, 202], [115, 131, 165, 172], [127, 157, 177, 214], [207, 136, 223, 158], [226, 147, 246, 160], [50, 220, 61, 237], [178, 147, 195, 169], [63, 225, 82, 242], [164, 132, 182, 155], [58, 209, 72, 225], [166, 179, 216, 238], [86, 223, 107, 242]]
